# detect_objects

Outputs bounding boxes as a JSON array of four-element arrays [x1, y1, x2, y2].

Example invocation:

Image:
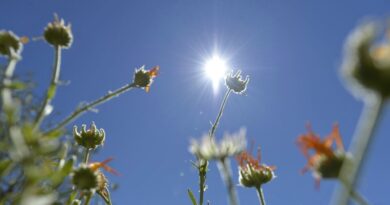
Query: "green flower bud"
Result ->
[[236, 149, 275, 188], [71, 165, 99, 191], [133, 65, 159, 92], [73, 122, 105, 149], [342, 21, 390, 99], [44, 14, 73, 48], [0, 30, 24, 57], [239, 164, 275, 188], [225, 70, 249, 94]]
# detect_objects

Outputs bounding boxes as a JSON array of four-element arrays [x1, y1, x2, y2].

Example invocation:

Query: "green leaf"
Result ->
[[187, 189, 198, 205]]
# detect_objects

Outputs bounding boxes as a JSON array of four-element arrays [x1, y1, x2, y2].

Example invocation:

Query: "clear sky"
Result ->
[[1, 1, 390, 204]]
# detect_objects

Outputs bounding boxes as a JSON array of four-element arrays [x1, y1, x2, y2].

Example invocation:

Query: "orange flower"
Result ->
[[236, 147, 275, 188], [89, 157, 120, 176], [297, 124, 346, 187]]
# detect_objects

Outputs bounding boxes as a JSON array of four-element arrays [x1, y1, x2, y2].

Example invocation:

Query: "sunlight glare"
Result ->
[[204, 55, 228, 92]]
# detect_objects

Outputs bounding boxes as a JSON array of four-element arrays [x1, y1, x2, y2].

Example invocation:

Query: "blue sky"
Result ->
[[1, 0, 390, 204]]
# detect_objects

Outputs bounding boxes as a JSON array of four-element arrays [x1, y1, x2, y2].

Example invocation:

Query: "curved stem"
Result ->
[[44, 83, 136, 134], [209, 89, 231, 138], [34, 46, 62, 129], [217, 158, 239, 205], [333, 96, 384, 205], [256, 186, 266, 205]]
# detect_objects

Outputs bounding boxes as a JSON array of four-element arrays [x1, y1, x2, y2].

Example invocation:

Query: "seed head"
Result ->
[[225, 70, 249, 94], [73, 122, 105, 149], [44, 14, 73, 48], [0, 30, 26, 57]]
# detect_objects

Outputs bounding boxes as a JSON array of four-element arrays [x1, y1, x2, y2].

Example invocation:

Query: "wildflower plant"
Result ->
[[0, 14, 158, 205]]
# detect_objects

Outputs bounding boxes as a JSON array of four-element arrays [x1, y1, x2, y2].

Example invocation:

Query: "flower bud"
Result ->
[[239, 163, 275, 188], [342, 21, 390, 99], [44, 14, 73, 48], [236, 149, 275, 188], [0, 30, 24, 57], [71, 165, 99, 191], [225, 70, 249, 94], [133, 65, 159, 92], [73, 122, 105, 149]]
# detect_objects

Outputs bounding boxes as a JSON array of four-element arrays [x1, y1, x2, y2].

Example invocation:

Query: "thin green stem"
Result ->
[[34, 46, 62, 129], [209, 89, 231, 138], [217, 158, 239, 205], [83, 149, 90, 164], [198, 159, 207, 205], [44, 83, 136, 134], [196, 88, 232, 205], [256, 186, 266, 205], [333, 96, 384, 205]]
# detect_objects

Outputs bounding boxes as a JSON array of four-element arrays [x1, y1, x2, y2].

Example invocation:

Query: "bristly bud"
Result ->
[[133, 65, 159, 92], [0, 30, 26, 57], [225, 70, 249, 94], [73, 122, 105, 149], [237, 149, 276, 188], [71, 165, 99, 191], [342, 20, 390, 99], [44, 14, 73, 48], [189, 128, 247, 161]]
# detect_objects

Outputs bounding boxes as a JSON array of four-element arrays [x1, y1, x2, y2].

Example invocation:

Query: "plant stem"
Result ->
[[1, 54, 18, 110], [83, 149, 90, 164], [44, 83, 136, 134], [217, 158, 239, 205], [255, 186, 266, 205], [332, 96, 384, 205], [209, 89, 231, 138], [198, 159, 207, 205], [34, 46, 62, 130]]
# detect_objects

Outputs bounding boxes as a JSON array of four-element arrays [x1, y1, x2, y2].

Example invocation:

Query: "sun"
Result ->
[[204, 55, 228, 92]]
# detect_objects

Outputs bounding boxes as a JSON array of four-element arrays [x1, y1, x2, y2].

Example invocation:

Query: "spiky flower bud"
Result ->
[[71, 165, 99, 191], [342, 21, 390, 99], [73, 122, 105, 149], [44, 14, 73, 48], [225, 70, 249, 94], [189, 128, 247, 161], [0, 30, 25, 57], [237, 149, 275, 188], [133, 65, 159, 92]]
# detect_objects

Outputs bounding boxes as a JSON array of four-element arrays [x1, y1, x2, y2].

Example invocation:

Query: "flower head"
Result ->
[[0, 30, 28, 57], [236, 147, 275, 188], [71, 158, 118, 192], [189, 128, 247, 161], [133, 65, 159, 92], [225, 70, 249, 94], [342, 21, 390, 99], [44, 14, 73, 48], [73, 122, 105, 149], [297, 124, 347, 187]]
